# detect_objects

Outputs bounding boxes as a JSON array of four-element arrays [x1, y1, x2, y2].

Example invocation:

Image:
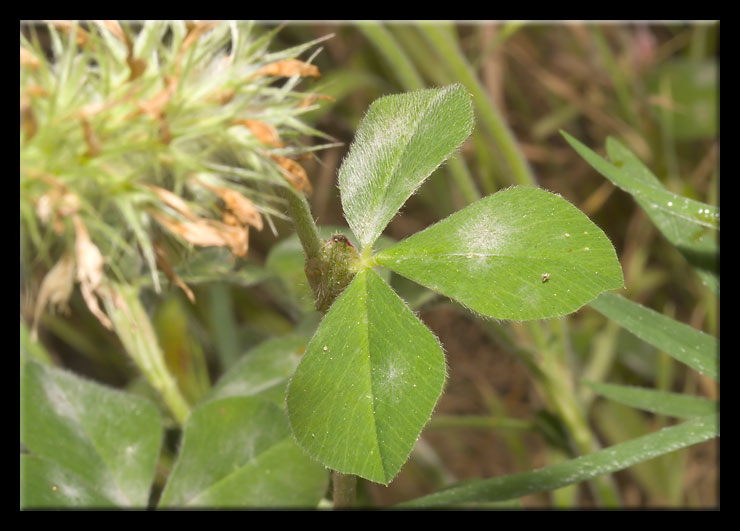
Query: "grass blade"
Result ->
[[562, 131, 719, 230], [584, 381, 717, 419], [604, 137, 718, 293], [357, 22, 425, 91], [398, 413, 718, 507], [589, 293, 718, 381]]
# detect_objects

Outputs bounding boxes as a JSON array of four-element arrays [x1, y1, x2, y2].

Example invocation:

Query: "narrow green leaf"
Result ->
[[20, 358, 162, 508], [584, 381, 717, 419], [399, 413, 718, 507], [589, 293, 718, 381], [591, 400, 685, 504], [604, 137, 718, 293], [376, 186, 624, 321], [206, 335, 309, 406], [159, 396, 328, 508], [562, 131, 719, 230], [338, 83, 474, 249], [357, 22, 426, 91], [286, 269, 446, 485]]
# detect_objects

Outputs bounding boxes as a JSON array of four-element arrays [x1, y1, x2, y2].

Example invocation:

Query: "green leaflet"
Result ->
[[286, 269, 446, 485], [589, 293, 719, 381], [562, 131, 719, 230], [20, 358, 162, 508], [20, 454, 118, 508], [375, 186, 624, 321], [159, 396, 328, 508], [584, 381, 717, 419], [338, 84, 474, 250]]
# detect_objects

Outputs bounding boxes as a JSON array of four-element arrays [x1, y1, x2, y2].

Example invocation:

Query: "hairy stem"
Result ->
[[278, 185, 322, 260], [281, 184, 360, 508]]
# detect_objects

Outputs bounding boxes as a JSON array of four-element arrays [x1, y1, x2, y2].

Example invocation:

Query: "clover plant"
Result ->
[[284, 83, 623, 485], [21, 25, 718, 506]]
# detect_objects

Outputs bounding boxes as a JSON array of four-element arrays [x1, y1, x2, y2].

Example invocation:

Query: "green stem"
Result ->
[[277, 185, 322, 260], [590, 27, 640, 130], [332, 471, 357, 509], [103, 283, 191, 425], [579, 319, 620, 408], [158, 373, 192, 426], [525, 321, 621, 507], [280, 184, 360, 508]]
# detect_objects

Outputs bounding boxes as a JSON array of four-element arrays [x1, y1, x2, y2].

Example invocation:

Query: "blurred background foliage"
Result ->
[[21, 21, 718, 508]]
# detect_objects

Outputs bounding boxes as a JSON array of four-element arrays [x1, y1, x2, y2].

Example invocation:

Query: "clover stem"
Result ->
[[281, 183, 359, 508], [332, 471, 357, 509], [278, 185, 322, 260]]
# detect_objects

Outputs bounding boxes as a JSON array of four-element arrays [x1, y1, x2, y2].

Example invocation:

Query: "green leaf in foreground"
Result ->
[[159, 396, 328, 508], [338, 83, 474, 250], [376, 186, 624, 321], [398, 413, 718, 507], [589, 293, 718, 381], [20, 454, 118, 508], [584, 381, 717, 419], [286, 269, 446, 485], [20, 358, 162, 508], [562, 131, 719, 230], [604, 137, 718, 293]]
